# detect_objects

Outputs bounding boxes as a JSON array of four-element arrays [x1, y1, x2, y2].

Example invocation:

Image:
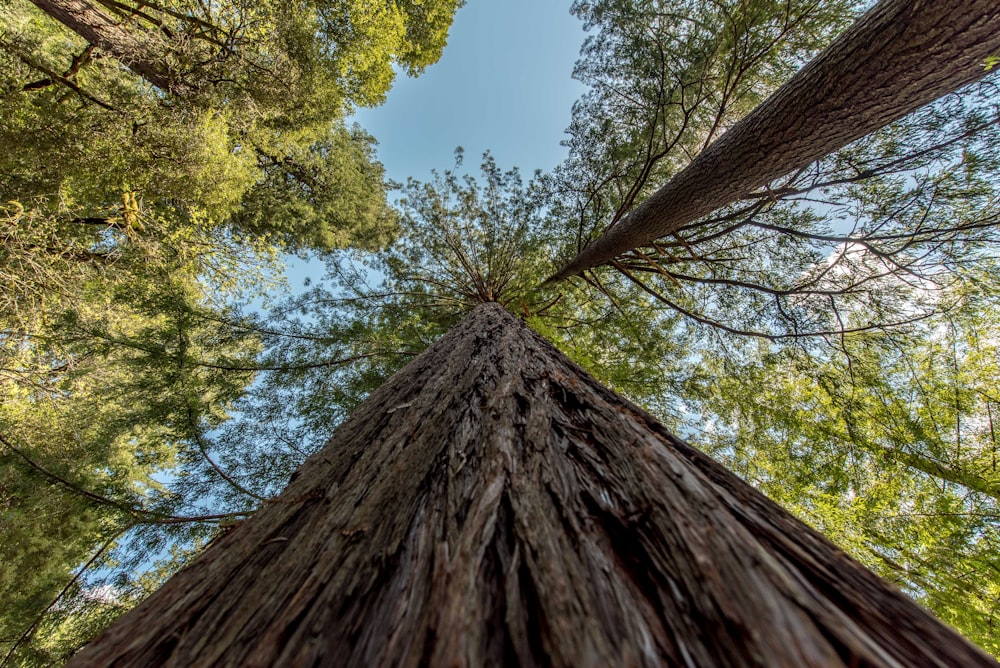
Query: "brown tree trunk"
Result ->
[[29, 0, 187, 94], [68, 303, 996, 666], [550, 0, 1000, 282]]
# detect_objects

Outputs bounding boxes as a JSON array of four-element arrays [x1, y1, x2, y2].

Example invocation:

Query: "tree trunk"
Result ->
[[68, 303, 996, 666], [29, 0, 187, 95], [549, 0, 1000, 282]]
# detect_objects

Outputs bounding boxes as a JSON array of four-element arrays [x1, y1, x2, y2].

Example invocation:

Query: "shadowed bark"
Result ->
[[68, 303, 997, 666], [550, 0, 1000, 282]]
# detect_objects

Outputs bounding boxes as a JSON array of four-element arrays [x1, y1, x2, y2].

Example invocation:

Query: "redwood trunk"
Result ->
[[30, 0, 186, 94], [550, 0, 1000, 281], [69, 304, 996, 666]]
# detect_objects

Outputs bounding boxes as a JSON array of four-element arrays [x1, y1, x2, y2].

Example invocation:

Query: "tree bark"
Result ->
[[68, 303, 996, 666], [549, 0, 1000, 282], [29, 0, 188, 95]]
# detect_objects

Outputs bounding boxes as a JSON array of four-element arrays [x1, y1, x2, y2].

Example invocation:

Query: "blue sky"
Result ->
[[352, 1, 588, 184], [285, 2, 587, 289]]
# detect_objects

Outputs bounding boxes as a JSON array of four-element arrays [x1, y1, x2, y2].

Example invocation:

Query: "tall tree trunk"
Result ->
[[29, 0, 188, 94], [549, 0, 1000, 282], [68, 304, 996, 666]]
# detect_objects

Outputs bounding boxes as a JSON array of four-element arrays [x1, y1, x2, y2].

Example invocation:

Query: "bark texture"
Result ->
[[30, 0, 187, 94], [550, 0, 1000, 281], [69, 304, 996, 667]]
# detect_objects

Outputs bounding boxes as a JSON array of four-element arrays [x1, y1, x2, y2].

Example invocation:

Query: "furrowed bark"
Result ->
[[549, 0, 1000, 282], [69, 304, 997, 666], [29, 0, 188, 94]]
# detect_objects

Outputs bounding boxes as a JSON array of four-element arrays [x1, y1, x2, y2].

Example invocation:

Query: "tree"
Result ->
[[550, 0, 1000, 281], [27, 148, 985, 656], [17, 153, 985, 661], [22, 0, 459, 107], [26, 0, 190, 94], [0, 218, 270, 663], [539, 0, 1000, 345], [66, 302, 996, 666], [1, 0, 464, 254], [536, 4, 1000, 636], [677, 271, 1000, 654], [217, 152, 693, 462], [8, 0, 1000, 658], [1, 1, 461, 658]]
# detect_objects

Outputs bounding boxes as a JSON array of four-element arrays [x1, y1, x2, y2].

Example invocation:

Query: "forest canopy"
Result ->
[[0, 0, 462, 662], [3, 0, 1000, 663]]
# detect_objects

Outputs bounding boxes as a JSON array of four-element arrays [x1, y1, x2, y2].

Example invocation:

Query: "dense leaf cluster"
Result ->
[[0, 0, 461, 661], [3, 0, 1000, 662]]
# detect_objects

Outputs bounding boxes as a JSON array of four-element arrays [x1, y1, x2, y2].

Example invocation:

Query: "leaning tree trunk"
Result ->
[[29, 0, 188, 95], [69, 303, 996, 666], [549, 0, 1000, 281]]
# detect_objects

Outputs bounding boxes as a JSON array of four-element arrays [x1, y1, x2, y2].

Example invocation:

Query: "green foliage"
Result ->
[[0, 1, 462, 655], [205, 153, 693, 486], [4, 0, 1000, 661], [0, 203, 273, 661], [552, 0, 1000, 654], [559, 0, 862, 246], [233, 125, 397, 252], [682, 279, 1000, 654], [0, 0, 462, 253]]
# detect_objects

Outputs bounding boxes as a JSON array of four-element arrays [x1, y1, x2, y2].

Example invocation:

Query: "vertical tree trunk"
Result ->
[[68, 303, 996, 666], [550, 0, 1000, 281], [29, 0, 187, 94]]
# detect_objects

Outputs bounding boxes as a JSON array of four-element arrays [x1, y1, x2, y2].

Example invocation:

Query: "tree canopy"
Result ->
[[4, 0, 1000, 663], [1, 0, 465, 254], [551, 0, 1000, 279], [1, 0, 461, 662]]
